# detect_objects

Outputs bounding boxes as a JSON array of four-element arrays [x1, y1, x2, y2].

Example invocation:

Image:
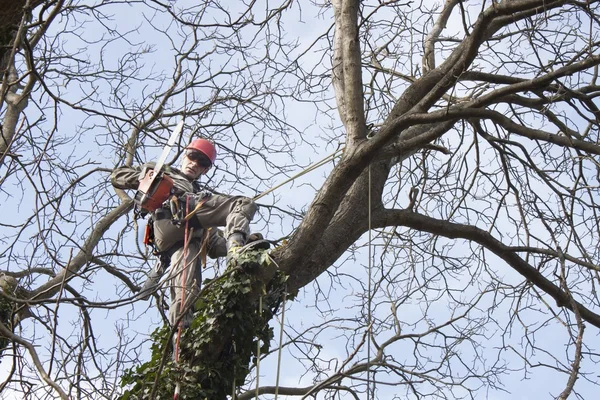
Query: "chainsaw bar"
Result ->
[[154, 119, 184, 175]]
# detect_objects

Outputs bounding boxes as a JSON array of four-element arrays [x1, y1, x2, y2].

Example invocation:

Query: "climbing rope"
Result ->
[[254, 147, 344, 201], [366, 164, 373, 400], [173, 195, 191, 400], [243, 147, 343, 397], [255, 295, 263, 399], [232, 367, 237, 400], [274, 288, 287, 399], [166, 145, 343, 398]]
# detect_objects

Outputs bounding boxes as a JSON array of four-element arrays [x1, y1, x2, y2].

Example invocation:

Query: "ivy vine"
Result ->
[[0, 295, 12, 359], [120, 249, 288, 399]]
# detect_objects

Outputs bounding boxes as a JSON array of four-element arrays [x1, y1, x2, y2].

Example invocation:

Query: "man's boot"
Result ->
[[226, 232, 246, 263], [136, 259, 167, 301]]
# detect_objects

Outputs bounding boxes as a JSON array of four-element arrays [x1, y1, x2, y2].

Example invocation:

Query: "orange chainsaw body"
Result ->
[[134, 168, 174, 212]]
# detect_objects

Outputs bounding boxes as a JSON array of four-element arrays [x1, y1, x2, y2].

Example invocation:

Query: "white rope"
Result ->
[[255, 295, 263, 398], [274, 290, 287, 399], [173, 197, 192, 400], [232, 367, 237, 400], [366, 164, 373, 400], [253, 147, 344, 201]]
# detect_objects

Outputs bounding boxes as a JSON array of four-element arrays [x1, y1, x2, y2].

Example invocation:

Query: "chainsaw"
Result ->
[[134, 120, 184, 212]]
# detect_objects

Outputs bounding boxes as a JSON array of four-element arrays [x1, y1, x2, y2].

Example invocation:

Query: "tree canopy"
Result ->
[[2, 0, 600, 399]]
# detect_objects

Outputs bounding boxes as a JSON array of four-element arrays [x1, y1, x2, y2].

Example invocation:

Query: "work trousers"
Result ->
[[153, 194, 256, 252], [160, 195, 257, 327], [167, 240, 203, 328]]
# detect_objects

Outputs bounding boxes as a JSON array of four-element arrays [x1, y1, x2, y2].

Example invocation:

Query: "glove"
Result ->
[[247, 232, 270, 250], [248, 232, 263, 242]]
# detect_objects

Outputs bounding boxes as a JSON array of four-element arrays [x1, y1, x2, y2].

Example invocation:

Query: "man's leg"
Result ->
[[192, 194, 257, 239], [168, 240, 202, 328], [192, 194, 257, 259], [136, 254, 169, 301]]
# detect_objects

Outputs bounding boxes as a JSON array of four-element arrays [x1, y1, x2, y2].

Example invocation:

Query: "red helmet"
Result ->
[[185, 138, 217, 165]]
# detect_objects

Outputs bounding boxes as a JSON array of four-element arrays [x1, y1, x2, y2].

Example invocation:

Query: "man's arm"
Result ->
[[110, 165, 144, 190]]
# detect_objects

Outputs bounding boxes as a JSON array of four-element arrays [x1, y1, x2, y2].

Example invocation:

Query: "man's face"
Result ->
[[181, 150, 212, 180]]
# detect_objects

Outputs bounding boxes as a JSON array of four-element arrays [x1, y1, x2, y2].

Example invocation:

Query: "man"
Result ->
[[111, 138, 257, 327]]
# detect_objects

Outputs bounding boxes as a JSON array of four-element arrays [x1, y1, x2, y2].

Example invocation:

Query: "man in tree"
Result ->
[[111, 138, 258, 328]]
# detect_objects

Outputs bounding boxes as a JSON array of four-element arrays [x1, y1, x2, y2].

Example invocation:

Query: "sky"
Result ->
[[1, 0, 599, 399]]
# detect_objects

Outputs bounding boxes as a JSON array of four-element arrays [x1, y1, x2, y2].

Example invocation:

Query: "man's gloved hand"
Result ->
[[227, 233, 270, 265], [247, 232, 270, 250], [227, 232, 246, 249], [247, 232, 263, 242]]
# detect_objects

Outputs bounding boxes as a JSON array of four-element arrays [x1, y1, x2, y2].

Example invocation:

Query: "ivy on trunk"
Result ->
[[120, 249, 287, 400]]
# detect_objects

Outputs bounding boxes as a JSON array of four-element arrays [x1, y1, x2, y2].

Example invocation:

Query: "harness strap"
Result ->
[[200, 228, 210, 269], [184, 196, 210, 221]]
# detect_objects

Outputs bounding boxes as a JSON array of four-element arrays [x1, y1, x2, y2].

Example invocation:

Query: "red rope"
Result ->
[[173, 195, 191, 400]]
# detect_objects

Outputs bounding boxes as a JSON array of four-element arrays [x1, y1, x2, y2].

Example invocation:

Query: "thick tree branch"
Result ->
[[469, 108, 600, 154], [374, 209, 600, 329], [0, 0, 62, 167], [237, 385, 313, 400], [423, 0, 461, 73], [279, 0, 584, 279], [331, 0, 347, 127], [332, 0, 367, 145]]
